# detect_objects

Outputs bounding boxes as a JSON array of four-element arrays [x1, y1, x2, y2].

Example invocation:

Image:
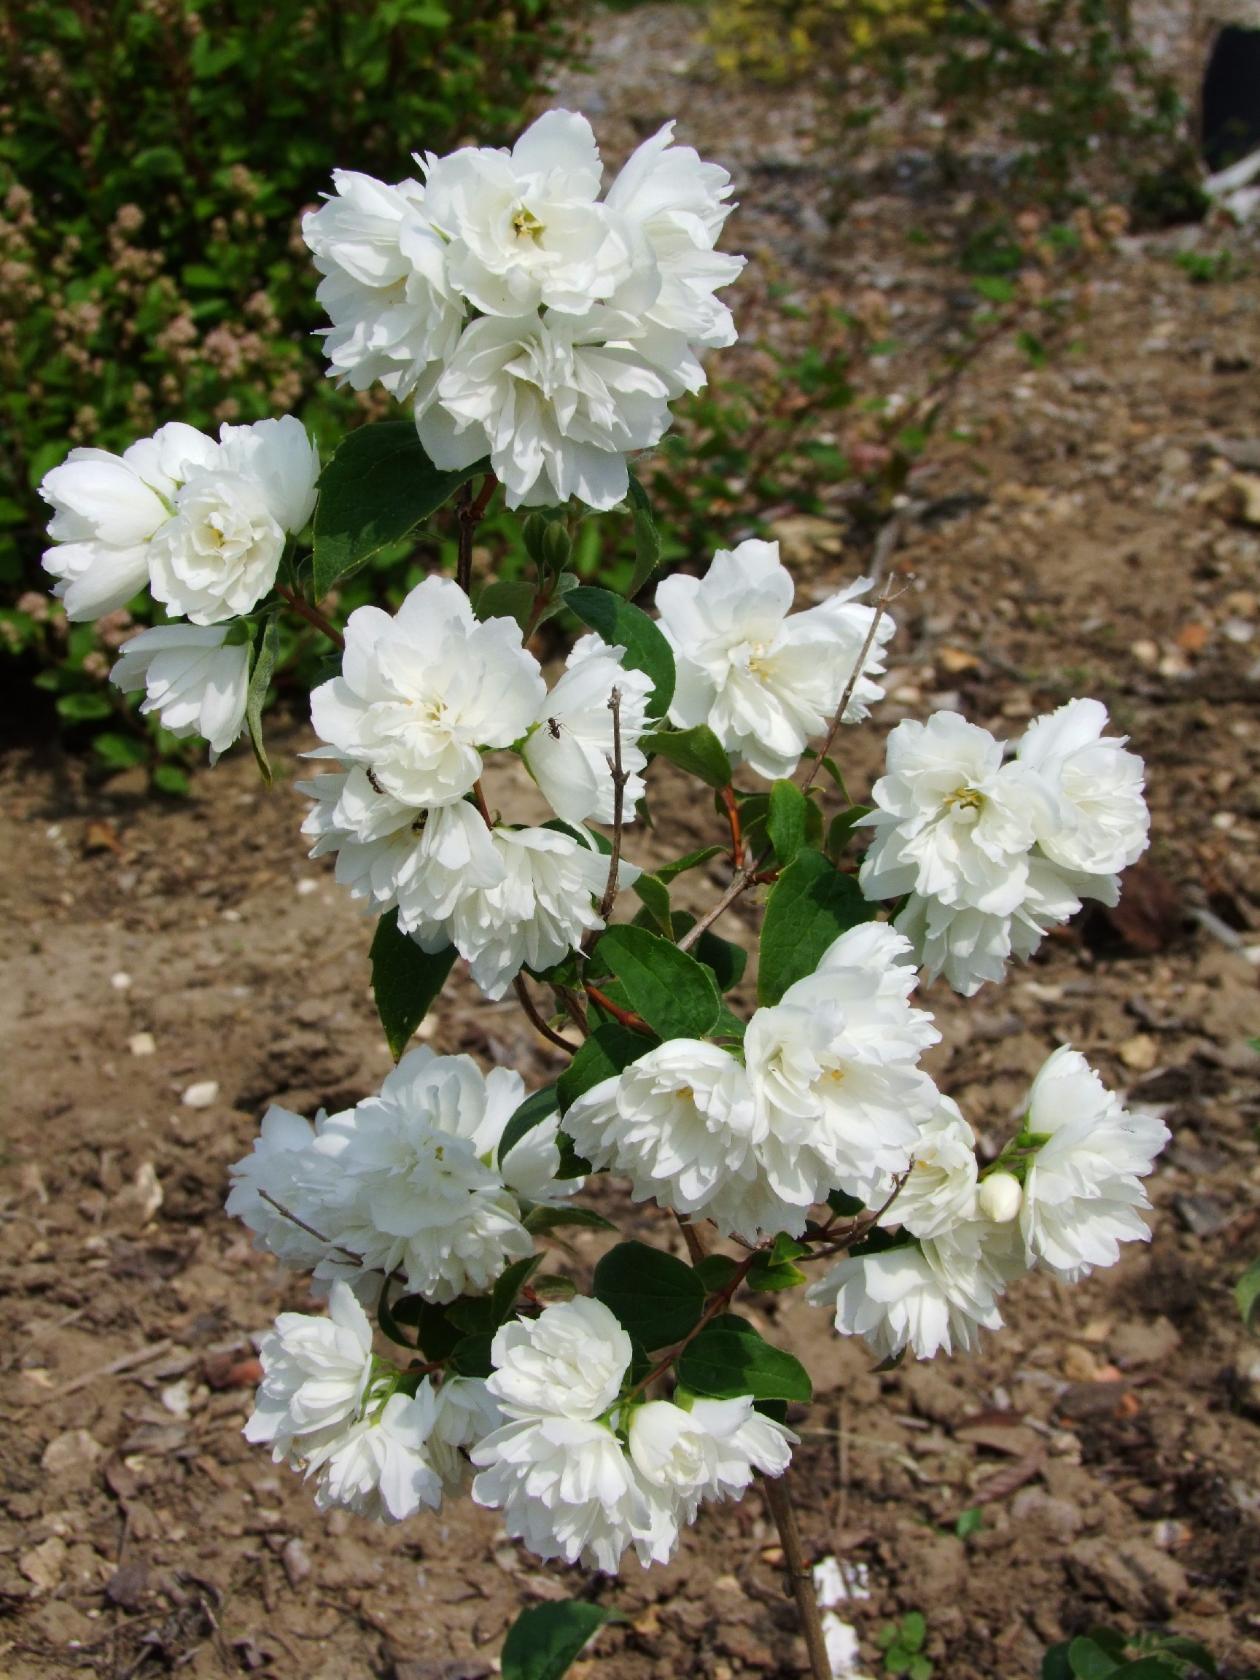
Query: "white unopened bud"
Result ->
[[977, 1170, 1023, 1224]]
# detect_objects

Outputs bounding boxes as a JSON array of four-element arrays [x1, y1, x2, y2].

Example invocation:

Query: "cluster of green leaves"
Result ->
[[0, 0, 574, 596], [878, 1610, 932, 1680], [1043, 1625, 1259, 1680]]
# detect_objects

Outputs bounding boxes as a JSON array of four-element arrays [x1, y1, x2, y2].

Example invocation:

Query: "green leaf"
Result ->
[[642, 724, 733, 789], [368, 911, 456, 1059], [93, 731, 148, 770], [593, 1240, 705, 1350], [689, 928, 747, 994], [748, 1231, 808, 1291], [566, 586, 675, 718], [746, 1254, 807, 1292], [757, 849, 874, 1006], [56, 691, 113, 721], [448, 1332, 495, 1378], [632, 872, 673, 936], [625, 474, 662, 597], [400, 1297, 463, 1363], [501, 1601, 621, 1680], [954, 1507, 983, 1539], [596, 925, 721, 1041], [1043, 1645, 1075, 1680], [245, 612, 279, 782], [768, 779, 809, 867], [1237, 1256, 1260, 1330], [1067, 1638, 1123, 1680], [655, 845, 726, 884], [490, 1254, 543, 1327], [1152, 1636, 1217, 1675], [827, 804, 872, 861], [676, 1316, 812, 1402], [908, 1658, 933, 1680], [901, 1612, 926, 1653], [1111, 1664, 1181, 1680], [556, 1023, 648, 1112], [694, 1253, 741, 1293], [498, 1087, 560, 1167], [377, 1280, 418, 1350], [152, 764, 190, 797], [523, 1204, 616, 1235], [475, 579, 536, 629], [311, 422, 488, 598]]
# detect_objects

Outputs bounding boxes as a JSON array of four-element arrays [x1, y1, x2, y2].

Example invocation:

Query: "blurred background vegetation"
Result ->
[[0, 0, 1225, 783]]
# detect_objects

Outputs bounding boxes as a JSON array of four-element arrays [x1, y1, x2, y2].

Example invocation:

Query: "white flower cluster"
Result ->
[[858, 701, 1150, 996], [568, 923, 936, 1241], [302, 110, 744, 510], [656, 538, 894, 778], [565, 916, 1166, 1362], [471, 1298, 795, 1572], [227, 1046, 577, 1302], [245, 1281, 498, 1521], [301, 573, 651, 996], [39, 415, 320, 760], [809, 1041, 1168, 1361]]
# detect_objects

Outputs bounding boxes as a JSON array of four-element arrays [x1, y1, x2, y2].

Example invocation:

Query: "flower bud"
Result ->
[[977, 1170, 1022, 1224]]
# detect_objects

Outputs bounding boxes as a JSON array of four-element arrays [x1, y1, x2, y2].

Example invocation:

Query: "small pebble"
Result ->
[[161, 1380, 192, 1418], [110, 971, 132, 992], [296, 877, 318, 896], [181, 1080, 219, 1109], [128, 1032, 156, 1057]]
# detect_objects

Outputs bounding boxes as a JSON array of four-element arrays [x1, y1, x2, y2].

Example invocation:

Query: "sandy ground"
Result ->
[[2, 5, 1259, 1677]]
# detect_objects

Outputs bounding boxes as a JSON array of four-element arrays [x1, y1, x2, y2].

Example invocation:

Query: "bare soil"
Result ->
[[2, 6, 1259, 1677]]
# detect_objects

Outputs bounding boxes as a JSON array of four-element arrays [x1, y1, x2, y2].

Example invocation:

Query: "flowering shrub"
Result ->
[[35, 109, 1168, 1677]]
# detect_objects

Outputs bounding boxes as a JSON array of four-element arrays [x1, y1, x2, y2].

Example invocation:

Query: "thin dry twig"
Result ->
[[57, 1340, 174, 1399], [597, 686, 628, 922], [800, 569, 902, 797]]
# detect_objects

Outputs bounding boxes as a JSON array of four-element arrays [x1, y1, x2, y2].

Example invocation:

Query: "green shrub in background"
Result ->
[[0, 0, 575, 593]]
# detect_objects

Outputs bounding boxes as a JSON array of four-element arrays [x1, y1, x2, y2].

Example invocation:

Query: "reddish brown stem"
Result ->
[[277, 584, 344, 650], [513, 975, 578, 1055], [583, 984, 652, 1036], [720, 784, 745, 868]]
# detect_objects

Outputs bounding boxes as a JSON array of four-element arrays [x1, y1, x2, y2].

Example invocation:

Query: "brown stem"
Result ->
[[596, 687, 627, 922], [555, 985, 590, 1037], [471, 779, 493, 827], [456, 472, 497, 595], [675, 1212, 708, 1266], [800, 1166, 915, 1263], [675, 851, 767, 955], [277, 584, 344, 650], [720, 784, 745, 868], [584, 984, 652, 1036], [513, 974, 578, 1054], [762, 1472, 831, 1680]]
